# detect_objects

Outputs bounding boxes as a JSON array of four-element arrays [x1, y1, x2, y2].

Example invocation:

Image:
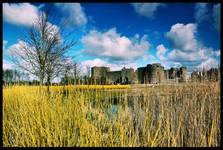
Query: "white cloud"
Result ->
[[44, 22, 62, 41], [3, 60, 13, 70], [143, 55, 148, 61], [81, 58, 109, 68], [8, 22, 61, 57], [55, 3, 87, 27], [7, 40, 48, 80], [131, 3, 166, 18], [81, 58, 137, 76], [3, 3, 39, 26], [214, 50, 220, 57], [212, 3, 220, 32], [166, 47, 213, 62], [156, 44, 167, 60], [81, 28, 150, 63], [166, 23, 198, 51], [164, 47, 219, 72], [147, 55, 157, 62], [194, 3, 208, 23], [8, 40, 32, 57], [159, 23, 220, 72], [197, 57, 219, 70], [8, 40, 40, 72]]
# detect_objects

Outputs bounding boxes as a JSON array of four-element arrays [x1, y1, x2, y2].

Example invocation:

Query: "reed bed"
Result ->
[[3, 83, 220, 147]]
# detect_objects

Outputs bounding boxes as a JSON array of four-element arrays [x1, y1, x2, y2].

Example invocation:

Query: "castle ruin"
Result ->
[[91, 63, 187, 84]]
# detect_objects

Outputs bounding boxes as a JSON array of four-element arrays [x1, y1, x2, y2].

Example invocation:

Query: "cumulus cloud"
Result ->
[[8, 40, 40, 72], [146, 55, 158, 63], [44, 22, 62, 41], [8, 22, 61, 56], [55, 3, 87, 27], [197, 57, 219, 70], [8, 40, 22, 55], [156, 44, 167, 60], [81, 28, 150, 63], [81, 58, 137, 76], [3, 3, 62, 44], [3, 3, 39, 26], [212, 3, 220, 32], [7, 40, 62, 82], [131, 3, 166, 18], [8, 40, 34, 57], [159, 23, 220, 72], [3, 60, 13, 70], [194, 3, 208, 23], [166, 23, 198, 52], [214, 50, 220, 57], [166, 47, 214, 62]]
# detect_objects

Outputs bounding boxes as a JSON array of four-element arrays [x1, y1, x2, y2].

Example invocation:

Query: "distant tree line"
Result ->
[[3, 69, 30, 85]]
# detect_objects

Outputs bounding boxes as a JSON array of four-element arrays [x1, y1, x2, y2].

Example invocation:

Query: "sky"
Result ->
[[2, 3, 221, 77]]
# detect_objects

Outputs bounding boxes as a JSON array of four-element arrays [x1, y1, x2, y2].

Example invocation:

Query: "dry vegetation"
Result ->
[[3, 83, 220, 147]]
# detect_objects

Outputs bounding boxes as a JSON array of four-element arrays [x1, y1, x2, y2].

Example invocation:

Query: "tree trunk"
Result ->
[[46, 74, 51, 95], [40, 76, 44, 86], [47, 74, 51, 86]]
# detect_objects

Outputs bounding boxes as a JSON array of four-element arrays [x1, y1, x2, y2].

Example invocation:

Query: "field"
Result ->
[[3, 83, 220, 147]]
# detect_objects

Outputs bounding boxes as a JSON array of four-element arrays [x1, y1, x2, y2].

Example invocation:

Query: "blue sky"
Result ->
[[3, 3, 221, 75]]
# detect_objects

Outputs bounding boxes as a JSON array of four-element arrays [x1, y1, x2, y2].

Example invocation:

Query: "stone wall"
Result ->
[[169, 67, 178, 79], [121, 68, 135, 84], [107, 71, 122, 84], [91, 63, 188, 84], [137, 63, 165, 84], [91, 66, 110, 78], [107, 68, 137, 84], [179, 67, 187, 82], [164, 70, 169, 80], [137, 67, 146, 84], [91, 66, 138, 84]]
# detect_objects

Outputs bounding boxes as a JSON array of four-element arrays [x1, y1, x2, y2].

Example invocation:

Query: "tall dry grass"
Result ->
[[3, 83, 220, 147]]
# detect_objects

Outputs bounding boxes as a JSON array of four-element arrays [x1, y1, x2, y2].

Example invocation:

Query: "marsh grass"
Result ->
[[3, 83, 220, 147]]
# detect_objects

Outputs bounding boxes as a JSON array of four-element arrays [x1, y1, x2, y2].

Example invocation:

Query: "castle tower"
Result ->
[[180, 67, 187, 82], [91, 66, 110, 84], [91, 66, 110, 78], [147, 63, 165, 84], [164, 70, 169, 80], [137, 67, 145, 84]]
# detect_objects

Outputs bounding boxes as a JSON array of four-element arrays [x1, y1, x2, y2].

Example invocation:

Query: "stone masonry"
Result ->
[[91, 63, 187, 84]]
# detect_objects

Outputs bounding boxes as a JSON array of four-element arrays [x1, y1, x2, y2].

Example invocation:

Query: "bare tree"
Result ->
[[86, 66, 91, 77], [62, 58, 81, 85], [3, 69, 13, 84], [9, 11, 76, 86]]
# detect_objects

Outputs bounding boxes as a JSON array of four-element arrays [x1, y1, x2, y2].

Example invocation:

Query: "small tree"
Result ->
[[3, 69, 13, 84], [62, 58, 81, 85]]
